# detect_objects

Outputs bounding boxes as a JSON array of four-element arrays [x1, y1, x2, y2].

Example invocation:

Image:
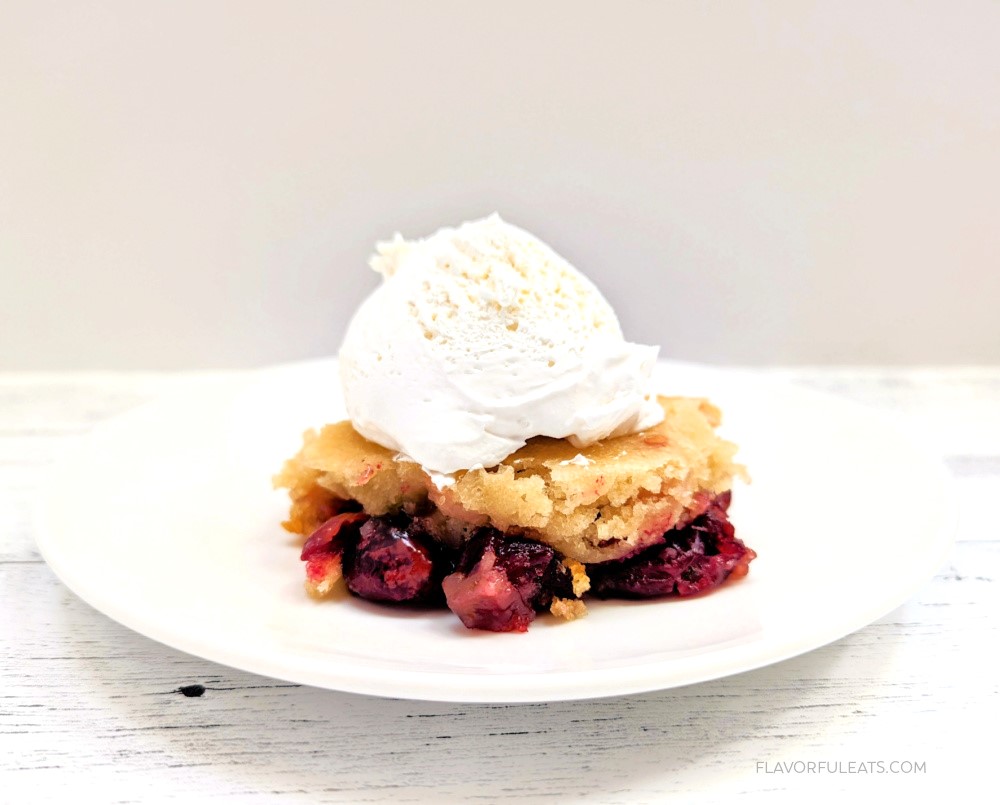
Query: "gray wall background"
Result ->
[[3, 0, 998, 370]]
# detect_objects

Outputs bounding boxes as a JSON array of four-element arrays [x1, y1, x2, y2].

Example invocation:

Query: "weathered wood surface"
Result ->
[[2, 369, 996, 801]]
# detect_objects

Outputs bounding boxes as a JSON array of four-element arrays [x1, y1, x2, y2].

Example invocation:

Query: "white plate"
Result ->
[[34, 360, 955, 702]]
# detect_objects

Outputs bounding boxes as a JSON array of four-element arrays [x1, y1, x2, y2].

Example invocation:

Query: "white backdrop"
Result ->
[[2, 0, 998, 369]]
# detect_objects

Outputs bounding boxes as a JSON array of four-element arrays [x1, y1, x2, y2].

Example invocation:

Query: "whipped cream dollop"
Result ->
[[339, 214, 663, 475]]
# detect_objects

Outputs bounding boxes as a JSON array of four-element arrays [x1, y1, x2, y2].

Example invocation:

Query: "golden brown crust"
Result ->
[[562, 558, 591, 597], [274, 396, 746, 563], [549, 597, 588, 621]]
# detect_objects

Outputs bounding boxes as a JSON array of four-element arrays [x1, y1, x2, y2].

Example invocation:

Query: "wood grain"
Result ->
[[2, 370, 997, 802]]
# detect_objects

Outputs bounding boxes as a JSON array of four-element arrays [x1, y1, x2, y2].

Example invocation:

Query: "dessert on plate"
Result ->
[[275, 215, 755, 632]]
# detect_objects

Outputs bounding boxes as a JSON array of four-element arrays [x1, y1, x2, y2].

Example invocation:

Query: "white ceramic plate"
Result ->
[[34, 360, 954, 702]]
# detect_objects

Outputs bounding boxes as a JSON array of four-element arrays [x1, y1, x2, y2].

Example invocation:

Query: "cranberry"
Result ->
[[589, 503, 755, 598], [442, 552, 536, 632], [442, 531, 573, 632], [489, 534, 572, 608], [344, 517, 440, 603], [300, 511, 368, 561], [714, 489, 732, 512]]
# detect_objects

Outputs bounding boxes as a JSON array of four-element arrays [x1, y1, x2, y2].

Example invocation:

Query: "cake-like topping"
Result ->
[[339, 215, 663, 475]]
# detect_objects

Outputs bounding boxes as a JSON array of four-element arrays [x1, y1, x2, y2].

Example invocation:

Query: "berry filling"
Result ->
[[441, 531, 573, 632], [588, 498, 755, 598], [344, 517, 448, 604], [441, 550, 536, 633], [298, 493, 754, 631], [300, 511, 367, 561]]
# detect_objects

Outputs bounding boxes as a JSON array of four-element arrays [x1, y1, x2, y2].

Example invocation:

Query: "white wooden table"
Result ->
[[2, 368, 997, 802]]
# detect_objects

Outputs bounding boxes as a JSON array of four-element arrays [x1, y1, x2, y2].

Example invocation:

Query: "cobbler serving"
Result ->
[[274, 216, 756, 632]]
